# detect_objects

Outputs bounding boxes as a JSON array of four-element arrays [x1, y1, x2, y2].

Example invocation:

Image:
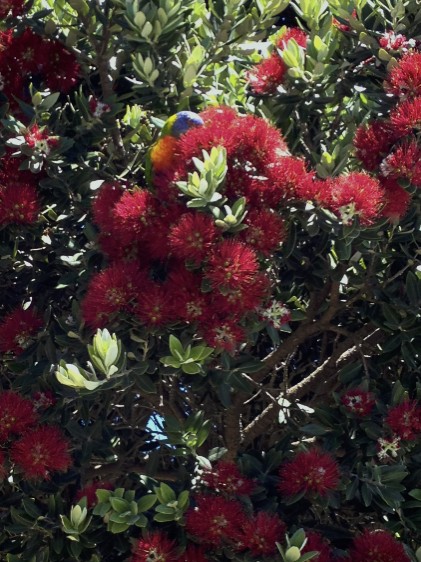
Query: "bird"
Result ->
[[145, 111, 204, 185]]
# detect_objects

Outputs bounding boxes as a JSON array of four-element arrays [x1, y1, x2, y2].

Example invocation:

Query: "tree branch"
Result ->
[[242, 324, 384, 447]]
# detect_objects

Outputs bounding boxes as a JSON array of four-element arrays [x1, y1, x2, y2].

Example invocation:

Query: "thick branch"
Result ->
[[242, 324, 384, 447]]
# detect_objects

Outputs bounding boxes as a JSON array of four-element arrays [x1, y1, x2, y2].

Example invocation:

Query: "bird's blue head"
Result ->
[[171, 111, 204, 138]]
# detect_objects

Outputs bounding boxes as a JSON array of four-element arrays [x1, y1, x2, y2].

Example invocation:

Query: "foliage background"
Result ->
[[1, 0, 421, 561]]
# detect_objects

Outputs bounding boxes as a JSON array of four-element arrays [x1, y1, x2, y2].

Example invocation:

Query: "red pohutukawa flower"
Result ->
[[386, 51, 421, 98], [168, 267, 209, 322], [0, 391, 38, 442], [238, 511, 286, 556], [202, 461, 255, 495], [390, 96, 421, 134], [0, 183, 40, 226], [135, 281, 175, 328], [380, 138, 421, 186], [206, 240, 259, 293], [132, 532, 177, 562], [349, 529, 410, 562], [112, 188, 157, 245], [240, 209, 286, 256], [82, 262, 146, 329], [92, 181, 124, 230], [275, 27, 308, 49], [1, 29, 79, 96], [317, 173, 384, 225], [169, 212, 219, 263], [341, 388, 375, 417], [247, 54, 287, 95], [185, 494, 246, 546], [210, 273, 269, 318], [0, 307, 43, 355], [74, 481, 114, 508], [301, 531, 334, 562], [278, 448, 340, 498], [353, 120, 400, 171], [11, 425, 72, 480], [176, 545, 209, 562], [386, 400, 421, 441], [247, 27, 307, 95], [379, 177, 411, 222]]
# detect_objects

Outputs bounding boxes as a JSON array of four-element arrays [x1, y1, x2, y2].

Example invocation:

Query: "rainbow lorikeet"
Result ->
[[145, 111, 204, 185]]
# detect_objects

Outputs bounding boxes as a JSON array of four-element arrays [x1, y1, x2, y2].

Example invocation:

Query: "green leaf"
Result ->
[[108, 521, 130, 533], [409, 489, 421, 501], [169, 335, 184, 357], [181, 362, 201, 374], [154, 483, 176, 504], [153, 512, 176, 523], [96, 489, 112, 503], [137, 494, 157, 512], [109, 497, 130, 513]]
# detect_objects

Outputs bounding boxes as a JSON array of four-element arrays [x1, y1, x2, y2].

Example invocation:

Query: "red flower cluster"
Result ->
[[387, 51, 421, 98], [341, 388, 375, 416], [353, 121, 399, 171], [202, 460, 255, 495], [0, 27, 79, 108], [0, 307, 43, 355], [11, 425, 71, 480], [386, 400, 421, 441], [247, 27, 308, 95], [349, 529, 410, 562], [185, 494, 246, 546], [297, 173, 384, 225], [86, 107, 302, 352], [0, 182, 40, 226], [352, 52, 421, 221], [0, 391, 37, 442], [379, 177, 412, 221], [238, 511, 286, 556], [0, 390, 71, 481], [87, 105, 396, 350], [278, 448, 340, 498], [0, 125, 58, 227], [81, 262, 147, 329]]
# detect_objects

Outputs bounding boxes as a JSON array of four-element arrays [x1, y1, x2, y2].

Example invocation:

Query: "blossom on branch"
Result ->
[[11, 425, 72, 480], [278, 448, 340, 498], [349, 529, 410, 562], [0, 391, 38, 442]]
